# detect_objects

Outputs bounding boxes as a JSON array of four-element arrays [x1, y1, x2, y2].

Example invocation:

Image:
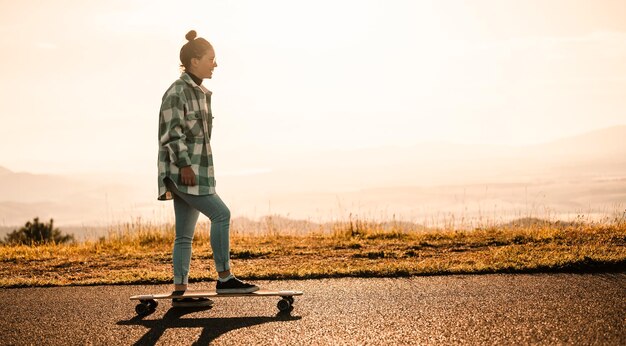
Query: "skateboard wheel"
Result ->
[[277, 298, 291, 312], [285, 296, 294, 304], [135, 303, 150, 316], [148, 300, 158, 310]]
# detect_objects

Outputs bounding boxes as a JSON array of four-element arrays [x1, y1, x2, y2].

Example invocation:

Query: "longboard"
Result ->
[[130, 289, 303, 316]]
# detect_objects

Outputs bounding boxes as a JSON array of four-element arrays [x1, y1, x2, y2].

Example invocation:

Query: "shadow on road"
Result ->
[[117, 307, 301, 345]]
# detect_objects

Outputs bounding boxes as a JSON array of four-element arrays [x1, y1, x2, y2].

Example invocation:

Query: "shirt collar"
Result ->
[[180, 72, 212, 95], [187, 71, 203, 86]]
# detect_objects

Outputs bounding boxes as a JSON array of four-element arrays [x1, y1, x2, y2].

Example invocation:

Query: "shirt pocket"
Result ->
[[184, 111, 205, 138]]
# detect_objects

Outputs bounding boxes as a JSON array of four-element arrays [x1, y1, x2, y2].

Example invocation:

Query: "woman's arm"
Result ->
[[159, 94, 196, 185]]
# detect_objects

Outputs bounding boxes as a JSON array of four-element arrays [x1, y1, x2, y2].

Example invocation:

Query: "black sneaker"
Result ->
[[216, 277, 260, 294], [172, 297, 214, 308]]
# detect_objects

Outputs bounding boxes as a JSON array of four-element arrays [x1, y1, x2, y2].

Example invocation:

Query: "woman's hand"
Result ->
[[180, 166, 197, 186]]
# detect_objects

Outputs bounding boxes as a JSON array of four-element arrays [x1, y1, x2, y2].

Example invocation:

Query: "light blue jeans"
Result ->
[[165, 178, 231, 285]]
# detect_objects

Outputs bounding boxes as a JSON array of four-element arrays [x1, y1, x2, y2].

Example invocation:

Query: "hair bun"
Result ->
[[185, 30, 197, 41]]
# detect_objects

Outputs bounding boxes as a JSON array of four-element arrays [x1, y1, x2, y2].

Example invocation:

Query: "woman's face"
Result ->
[[192, 48, 217, 79]]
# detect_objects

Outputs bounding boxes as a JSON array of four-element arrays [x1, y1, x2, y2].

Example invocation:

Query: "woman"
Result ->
[[158, 30, 259, 307]]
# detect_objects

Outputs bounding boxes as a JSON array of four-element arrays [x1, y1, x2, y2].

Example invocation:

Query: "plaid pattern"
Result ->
[[157, 73, 216, 200]]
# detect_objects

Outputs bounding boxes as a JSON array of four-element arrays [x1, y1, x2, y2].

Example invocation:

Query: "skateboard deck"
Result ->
[[130, 289, 303, 316]]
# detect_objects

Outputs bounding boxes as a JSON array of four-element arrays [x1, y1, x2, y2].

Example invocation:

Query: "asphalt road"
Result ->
[[1, 273, 624, 345]]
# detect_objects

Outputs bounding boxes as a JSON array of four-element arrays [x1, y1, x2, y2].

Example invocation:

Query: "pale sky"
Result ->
[[1, 0, 625, 176]]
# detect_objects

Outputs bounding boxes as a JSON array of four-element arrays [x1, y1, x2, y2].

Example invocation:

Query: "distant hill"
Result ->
[[522, 125, 626, 162], [0, 170, 81, 203], [0, 167, 157, 226], [1, 125, 625, 227], [0, 166, 13, 175], [239, 125, 626, 191]]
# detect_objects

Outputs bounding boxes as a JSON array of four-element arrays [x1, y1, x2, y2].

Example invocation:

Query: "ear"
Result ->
[[190, 57, 200, 68]]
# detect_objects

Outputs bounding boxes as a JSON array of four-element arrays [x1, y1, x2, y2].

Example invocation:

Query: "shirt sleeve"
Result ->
[[159, 94, 191, 168]]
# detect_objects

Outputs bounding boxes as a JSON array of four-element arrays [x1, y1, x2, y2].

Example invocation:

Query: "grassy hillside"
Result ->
[[1, 217, 624, 288]]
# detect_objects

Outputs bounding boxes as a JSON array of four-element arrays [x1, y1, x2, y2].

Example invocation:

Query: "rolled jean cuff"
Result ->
[[174, 275, 188, 285], [215, 261, 230, 273]]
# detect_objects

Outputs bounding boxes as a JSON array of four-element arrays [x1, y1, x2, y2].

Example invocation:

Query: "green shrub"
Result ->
[[3, 217, 74, 245]]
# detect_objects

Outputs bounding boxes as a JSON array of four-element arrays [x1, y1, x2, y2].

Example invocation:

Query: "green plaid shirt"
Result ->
[[157, 73, 215, 200]]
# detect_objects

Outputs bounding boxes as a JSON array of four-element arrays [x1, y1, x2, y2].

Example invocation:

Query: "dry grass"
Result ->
[[1, 217, 625, 288]]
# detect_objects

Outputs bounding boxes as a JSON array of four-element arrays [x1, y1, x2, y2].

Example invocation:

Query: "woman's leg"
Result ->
[[204, 194, 232, 275], [165, 179, 200, 290], [172, 192, 200, 289], [177, 192, 258, 293], [171, 192, 232, 275], [165, 180, 258, 293]]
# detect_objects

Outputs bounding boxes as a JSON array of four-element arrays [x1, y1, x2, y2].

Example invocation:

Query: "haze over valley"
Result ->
[[1, 126, 624, 238]]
